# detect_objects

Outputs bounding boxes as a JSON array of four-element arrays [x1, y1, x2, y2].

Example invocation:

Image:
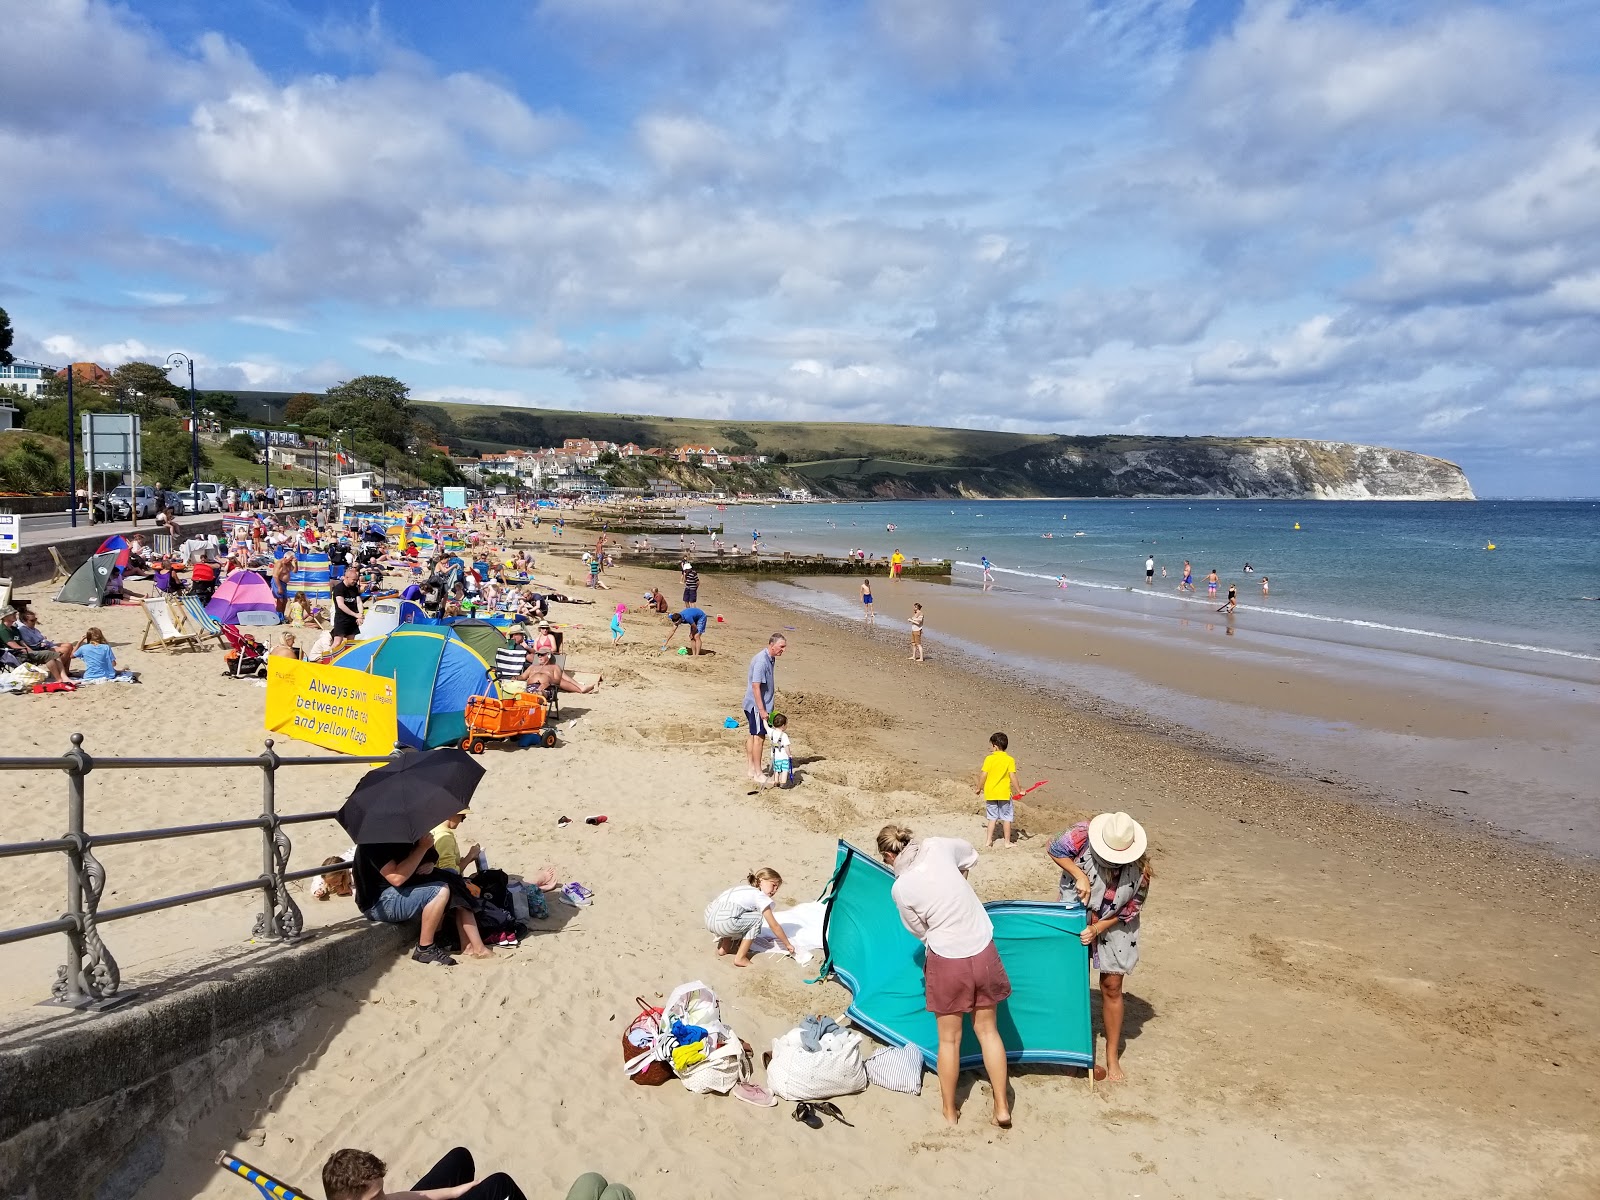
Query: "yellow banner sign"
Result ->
[[264, 657, 398, 754]]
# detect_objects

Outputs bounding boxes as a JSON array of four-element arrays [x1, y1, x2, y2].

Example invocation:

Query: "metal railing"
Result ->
[[0, 734, 396, 1009]]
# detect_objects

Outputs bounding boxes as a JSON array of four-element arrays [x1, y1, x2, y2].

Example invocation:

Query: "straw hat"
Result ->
[[1088, 812, 1147, 864]]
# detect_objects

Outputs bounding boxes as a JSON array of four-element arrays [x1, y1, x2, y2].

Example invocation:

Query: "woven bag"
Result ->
[[622, 996, 673, 1086]]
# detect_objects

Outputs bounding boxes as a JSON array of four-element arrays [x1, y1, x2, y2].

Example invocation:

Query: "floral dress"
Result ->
[[1048, 822, 1150, 974]]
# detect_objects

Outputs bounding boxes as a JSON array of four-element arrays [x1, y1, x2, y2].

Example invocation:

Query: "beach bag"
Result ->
[[677, 1038, 742, 1095], [766, 1027, 869, 1101], [622, 997, 672, 1086], [865, 1042, 925, 1095]]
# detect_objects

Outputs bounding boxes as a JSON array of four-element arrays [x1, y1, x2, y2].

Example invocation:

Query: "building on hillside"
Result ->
[[618, 443, 646, 457], [55, 362, 113, 386], [674, 444, 722, 466], [0, 360, 52, 398], [650, 478, 685, 496]]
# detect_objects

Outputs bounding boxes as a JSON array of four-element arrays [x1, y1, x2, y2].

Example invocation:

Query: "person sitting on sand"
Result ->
[[73, 627, 137, 684], [1, 605, 70, 682], [531, 620, 558, 657], [269, 632, 299, 659], [877, 824, 1012, 1128], [322, 1146, 527, 1200], [1047, 811, 1151, 1083], [705, 868, 796, 967], [352, 833, 492, 966]]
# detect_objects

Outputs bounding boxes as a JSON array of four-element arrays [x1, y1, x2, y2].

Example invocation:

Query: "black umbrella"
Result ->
[[337, 748, 486, 845]]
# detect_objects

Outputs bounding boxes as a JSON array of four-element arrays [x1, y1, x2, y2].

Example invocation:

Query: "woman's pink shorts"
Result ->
[[924, 941, 1012, 1016]]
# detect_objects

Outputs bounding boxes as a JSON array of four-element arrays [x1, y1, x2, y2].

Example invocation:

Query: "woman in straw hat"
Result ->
[[1047, 811, 1151, 1082]]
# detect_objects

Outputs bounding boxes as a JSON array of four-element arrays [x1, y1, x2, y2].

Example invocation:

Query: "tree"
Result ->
[[284, 392, 321, 423], [142, 416, 213, 487], [223, 433, 260, 462], [772, 450, 789, 465], [687, 453, 703, 468], [111, 361, 182, 412], [324, 375, 413, 451], [0, 307, 13, 367], [200, 391, 240, 419], [297, 408, 333, 435]]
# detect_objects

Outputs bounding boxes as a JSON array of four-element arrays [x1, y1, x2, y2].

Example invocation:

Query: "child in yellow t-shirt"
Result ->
[[976, 732, 1018, 847]]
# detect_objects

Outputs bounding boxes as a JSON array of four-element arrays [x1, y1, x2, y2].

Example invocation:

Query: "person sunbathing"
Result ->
[[525, 649, 599, 696]]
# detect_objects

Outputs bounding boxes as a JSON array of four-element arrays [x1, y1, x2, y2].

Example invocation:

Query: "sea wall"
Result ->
[[0, 923, 406, 1200]]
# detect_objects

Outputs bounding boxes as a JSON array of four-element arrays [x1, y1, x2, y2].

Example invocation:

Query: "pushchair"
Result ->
[[220, 625, 269, 678]]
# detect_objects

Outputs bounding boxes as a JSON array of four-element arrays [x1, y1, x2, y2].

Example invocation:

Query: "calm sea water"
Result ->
[[696, 499, 1600, 663]]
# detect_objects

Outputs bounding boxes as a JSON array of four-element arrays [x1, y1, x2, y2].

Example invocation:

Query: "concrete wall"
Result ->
[[0, 923, 406, 1200]]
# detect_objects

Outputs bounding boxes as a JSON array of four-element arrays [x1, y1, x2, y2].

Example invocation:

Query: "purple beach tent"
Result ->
[[205, 569, 281, 624]]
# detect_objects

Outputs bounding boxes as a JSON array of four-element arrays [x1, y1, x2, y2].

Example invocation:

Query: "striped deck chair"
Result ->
[[179, 594, 227, 647], [216, 1152, 317, 1200], [152, 532, 174, 557]]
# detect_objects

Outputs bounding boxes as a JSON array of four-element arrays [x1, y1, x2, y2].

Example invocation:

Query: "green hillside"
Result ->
[[420, 401, 1052, 465]]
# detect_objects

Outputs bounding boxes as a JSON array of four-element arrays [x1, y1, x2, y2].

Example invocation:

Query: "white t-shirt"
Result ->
[[889, 837, 992, 960], [705, 884, 772, 928], [769, 729, 791, 763]]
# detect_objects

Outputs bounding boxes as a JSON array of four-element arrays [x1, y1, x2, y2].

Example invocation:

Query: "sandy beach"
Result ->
[[3, 529, 1598, 1200]]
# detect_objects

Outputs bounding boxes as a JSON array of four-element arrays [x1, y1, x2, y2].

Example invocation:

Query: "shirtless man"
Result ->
[[524, 650, 600, 697]]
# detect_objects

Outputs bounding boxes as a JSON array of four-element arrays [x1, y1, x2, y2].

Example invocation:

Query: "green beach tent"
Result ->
[[328, 627, 500, 749]]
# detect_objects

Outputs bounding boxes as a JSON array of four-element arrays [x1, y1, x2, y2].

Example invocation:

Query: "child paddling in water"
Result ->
[[705, 868, 795, 966]]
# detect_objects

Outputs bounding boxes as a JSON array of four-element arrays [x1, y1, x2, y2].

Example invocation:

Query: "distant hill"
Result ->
[[231, 392, 1474, 499], [419, 401, 1474, 500]]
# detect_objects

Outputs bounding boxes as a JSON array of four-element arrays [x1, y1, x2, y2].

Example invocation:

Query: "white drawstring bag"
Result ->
[[766, 1027, 869, 1101], [865, 1042, 925, 1095]]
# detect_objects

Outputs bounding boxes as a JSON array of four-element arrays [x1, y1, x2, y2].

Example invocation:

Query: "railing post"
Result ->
[[254, 737, 303, 940], [52, 732, 119, 1005]]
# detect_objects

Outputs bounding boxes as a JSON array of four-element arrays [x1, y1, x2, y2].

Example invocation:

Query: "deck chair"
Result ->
[[0, 577, 11, 612], [152, 532, 174, 557], [48, 546, 71, 585], [179, 595, 227, 648], [140, 597, 201, 652], [216, 1152, 318, 1200]]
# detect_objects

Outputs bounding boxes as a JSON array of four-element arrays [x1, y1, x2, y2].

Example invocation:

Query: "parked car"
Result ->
[[106, 485, 159, 519], [172, 488, 217, 514], [190, 482, 223, 512]]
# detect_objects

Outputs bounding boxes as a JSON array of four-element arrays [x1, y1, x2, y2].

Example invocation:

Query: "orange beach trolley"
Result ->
[[460, 692, 556, 752]]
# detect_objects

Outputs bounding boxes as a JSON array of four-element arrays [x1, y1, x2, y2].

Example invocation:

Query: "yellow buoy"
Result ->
[[1485, 542, 1496, 550], [1293, 522, 1301, 530]]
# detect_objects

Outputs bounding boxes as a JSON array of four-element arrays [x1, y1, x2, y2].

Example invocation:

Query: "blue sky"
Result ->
[[3, 0, 1599, 496]]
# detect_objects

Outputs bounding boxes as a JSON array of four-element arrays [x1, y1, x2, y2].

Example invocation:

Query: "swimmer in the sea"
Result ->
[[1206, 569, 1219, 597], [1181, 561, 1193, 592], [1261, 576, 1270, 596]]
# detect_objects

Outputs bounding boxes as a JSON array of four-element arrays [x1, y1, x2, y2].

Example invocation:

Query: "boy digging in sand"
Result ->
[[977, 733, 1018, 847]]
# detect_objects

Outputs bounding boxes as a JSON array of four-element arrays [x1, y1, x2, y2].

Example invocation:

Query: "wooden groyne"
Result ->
[[637, 553, 951, 578]]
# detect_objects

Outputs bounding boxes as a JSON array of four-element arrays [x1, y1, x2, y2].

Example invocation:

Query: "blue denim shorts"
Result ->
[[365, 881, 446, 924]]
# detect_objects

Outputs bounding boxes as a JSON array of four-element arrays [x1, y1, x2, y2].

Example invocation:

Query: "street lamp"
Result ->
[[164, 352, 199, 514]]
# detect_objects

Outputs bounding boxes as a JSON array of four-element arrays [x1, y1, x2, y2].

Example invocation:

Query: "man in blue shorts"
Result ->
[[664, 606, 708, 655], [744, 633, 786, 783]]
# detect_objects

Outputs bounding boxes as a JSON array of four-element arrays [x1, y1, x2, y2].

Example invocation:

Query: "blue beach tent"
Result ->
[[327, 627, 499, 749], [816, 840, 1093, 1070]]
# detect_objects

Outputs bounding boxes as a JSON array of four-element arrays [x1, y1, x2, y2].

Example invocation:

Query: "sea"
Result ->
[[686, 498, 1600, 856], [702, 498, 1600, 666]]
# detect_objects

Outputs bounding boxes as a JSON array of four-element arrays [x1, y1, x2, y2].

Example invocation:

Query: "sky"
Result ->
[[3, 0, 1599, 497]]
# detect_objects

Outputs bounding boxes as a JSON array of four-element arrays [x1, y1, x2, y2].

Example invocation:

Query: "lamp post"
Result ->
[[164, 352, 199, 514], [65, 365, 77, 528]]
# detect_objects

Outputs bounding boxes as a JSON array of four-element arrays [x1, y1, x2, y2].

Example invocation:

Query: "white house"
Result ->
[[0, 360, 52, 398]]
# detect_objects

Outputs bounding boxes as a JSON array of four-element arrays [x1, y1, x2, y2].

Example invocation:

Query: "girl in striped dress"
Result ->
[[704, 868, 796, 967]]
